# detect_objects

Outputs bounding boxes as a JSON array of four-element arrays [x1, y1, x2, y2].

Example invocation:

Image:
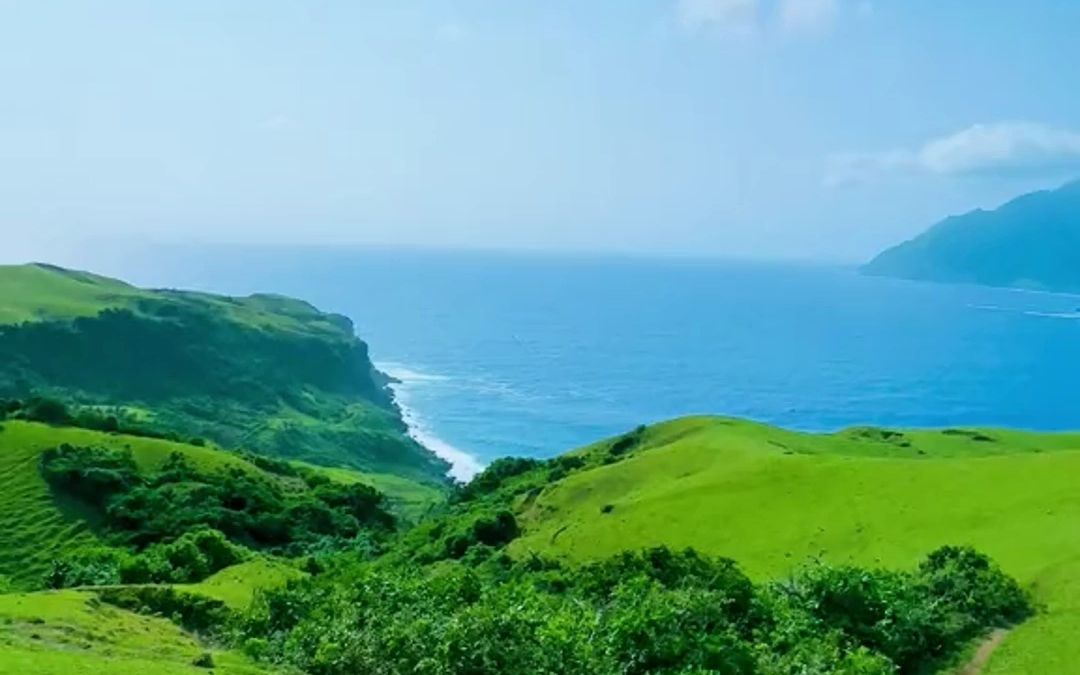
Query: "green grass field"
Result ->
[[0, 264, 146, 325], [0, 262, 344, 338], [182, 558, 305, 610], [0, 589, 272, 674], [300, 461, 444, 522], [509, 417, 1080, 674]]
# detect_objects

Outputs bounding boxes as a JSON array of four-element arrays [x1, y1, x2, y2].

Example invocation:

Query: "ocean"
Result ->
[[113, 247, 1080, 480]]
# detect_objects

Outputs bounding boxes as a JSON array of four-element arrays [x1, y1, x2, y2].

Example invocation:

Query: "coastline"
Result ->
[[379, 362, 484, 483]]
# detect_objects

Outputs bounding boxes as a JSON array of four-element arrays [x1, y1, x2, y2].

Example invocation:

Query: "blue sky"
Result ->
[[3, 0, 1080, 263]]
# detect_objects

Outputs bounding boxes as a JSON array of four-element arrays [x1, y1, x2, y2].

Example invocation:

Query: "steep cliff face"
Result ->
[[0, 264, 449, 481]]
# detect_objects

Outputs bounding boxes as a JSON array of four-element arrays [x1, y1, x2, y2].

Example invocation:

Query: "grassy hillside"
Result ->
[[0, 420, 440, 588], [0, 589, 273, 674], [485, 417, 1080, 673], [3, 415, 1057, 673], [180, 558, 305, 610], [0, 263, 448, 481]]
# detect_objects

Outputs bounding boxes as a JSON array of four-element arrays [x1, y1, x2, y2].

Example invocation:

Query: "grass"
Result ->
[[509, 416, 1080, 674], [0, 264, 146, 325], [299, 461, 445, 523], [0, 589, 271, 674], [0, 262, 342, 338], [0, 421, 286, 587], [182, 558, 305, 610], [0, 263, 451, 480], [0, 420, 443, 588]]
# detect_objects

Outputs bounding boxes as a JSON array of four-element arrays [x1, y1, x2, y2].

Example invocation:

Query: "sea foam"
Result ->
[[379, 362, 484, 482]]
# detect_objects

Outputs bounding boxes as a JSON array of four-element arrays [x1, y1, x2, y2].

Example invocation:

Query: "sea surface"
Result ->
[[113, 247, 1080, 479]]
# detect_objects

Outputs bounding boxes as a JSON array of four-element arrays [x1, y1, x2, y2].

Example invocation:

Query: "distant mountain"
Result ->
[[863, 180, 1080, 292]]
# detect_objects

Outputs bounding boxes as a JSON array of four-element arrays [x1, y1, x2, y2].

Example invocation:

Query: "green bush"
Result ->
[[98, 586, 231, 636], [44, 529, 249, 588], [40, 444, 139, 507], [233, 545, 1030, 675], [40, 446, 395, 554], [454, 457, 542, 502]]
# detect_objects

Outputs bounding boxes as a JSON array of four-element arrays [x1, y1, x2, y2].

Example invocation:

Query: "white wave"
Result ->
[[1024, 311, 1080, 320], [379, 362, 451, 383], [378, 362, 483, 482]]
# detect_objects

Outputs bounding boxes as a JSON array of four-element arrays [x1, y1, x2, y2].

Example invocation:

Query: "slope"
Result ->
[[0, 589, 272, 675], [472, 417, 1080, 673], [0, 263, 448, 481], [0, 420, 439, 588]]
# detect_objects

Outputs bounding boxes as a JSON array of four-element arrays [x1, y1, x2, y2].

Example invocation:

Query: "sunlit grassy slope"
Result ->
[[0, 420, 441, 588], [0, 262, 343, 337], [0, 264, 147, 325], [181, 558, 305, 610], [300, 461, 444, 522], [0, 590, 271, 674], [510, 417, 1080, 674]]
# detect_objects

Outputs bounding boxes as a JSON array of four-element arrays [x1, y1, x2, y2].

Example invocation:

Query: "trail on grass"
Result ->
[[960, 629, 1009, 675]]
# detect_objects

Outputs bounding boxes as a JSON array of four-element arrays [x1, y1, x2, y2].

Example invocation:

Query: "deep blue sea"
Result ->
[[113, 247, 1080, 479]]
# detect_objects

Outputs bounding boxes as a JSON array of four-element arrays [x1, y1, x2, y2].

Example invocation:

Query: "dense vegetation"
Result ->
[[863, 178, 1080, 291], [8, 413, 1036, 674], [0, 263, 449, 480], [1, 395, 207, 443], [39, 442, 394, 586], [235, 545, 1029, 675]]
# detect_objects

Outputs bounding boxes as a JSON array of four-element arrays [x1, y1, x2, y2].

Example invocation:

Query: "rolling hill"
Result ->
[[0, 263, 449, 482], [418, 417, 1080, 674], [0, 418, 437, 673], [0, 420, 438, 589], [0, 588, 275, 675], [863, 179, 1080, 292], [4, 263, 1073, 672]]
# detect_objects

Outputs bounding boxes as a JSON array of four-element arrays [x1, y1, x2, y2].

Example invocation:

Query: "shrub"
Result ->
[[21, 397, 73, 425], [609, 425, 647, 458], [40, 444, 139, 507], [41, 447, 395, 555], [45, 530, 248, 588], [98, 586, 231, 636], [454, 457, 542, 502]]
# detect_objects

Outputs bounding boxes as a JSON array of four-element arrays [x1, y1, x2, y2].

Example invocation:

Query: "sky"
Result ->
[[3, 0, 1080, 264]]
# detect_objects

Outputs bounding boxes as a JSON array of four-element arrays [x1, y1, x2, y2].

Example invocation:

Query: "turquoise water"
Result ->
[[121, 248, 1080, 478]]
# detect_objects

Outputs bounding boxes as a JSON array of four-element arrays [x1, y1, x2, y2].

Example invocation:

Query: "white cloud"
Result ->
[[677, 0, 758, 35], [778, 0, 838, 35], [826, 122, 1080, 186]]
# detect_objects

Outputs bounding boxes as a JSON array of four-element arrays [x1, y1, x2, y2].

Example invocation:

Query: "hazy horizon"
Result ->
[[4, 1, 1080, 267]]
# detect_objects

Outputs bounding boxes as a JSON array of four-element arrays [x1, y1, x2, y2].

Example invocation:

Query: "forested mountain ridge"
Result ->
[[864, 179, 1080, 292], [0, 263, 448, 481]]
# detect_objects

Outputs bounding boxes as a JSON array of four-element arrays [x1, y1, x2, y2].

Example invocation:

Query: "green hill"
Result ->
[[409, 417, 1080, 674], [0, 263, 448, 482], [0, 589, 274, 675], [0, 420, 437, 588], [863, 179, 1080, 292], [4, 412, 1061, 672]]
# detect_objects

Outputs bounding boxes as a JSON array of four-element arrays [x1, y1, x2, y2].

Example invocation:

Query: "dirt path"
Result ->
[[959, 629, 1009, 675]]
